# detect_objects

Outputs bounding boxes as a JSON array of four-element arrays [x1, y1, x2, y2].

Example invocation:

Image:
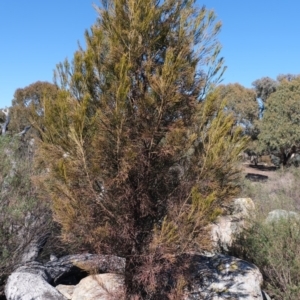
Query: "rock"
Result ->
[[210, 198, 255, 252], [56, 285, 75, 299], [5, 272, 67, 300], [231, 198, 255, 216], [44, 253, 126, 285], [182, 253, 264, 300], [265, 209, 300, 224], [50, 254, 58, 261], [5, 252, 265, 300], [58, 254, 263, 300], [5, 254, 125, 300], [72, 273, 124, 300]]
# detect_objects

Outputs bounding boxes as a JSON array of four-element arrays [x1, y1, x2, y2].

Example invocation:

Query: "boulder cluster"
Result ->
[[4, 198, 275, 300]]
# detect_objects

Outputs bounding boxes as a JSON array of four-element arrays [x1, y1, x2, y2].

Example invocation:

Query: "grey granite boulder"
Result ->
[[5, 271, 67, 300], [72, 273, 124, 300], [5, 254, 125, 300], [265, 209, 300, 224], [182, 253, 264, 300], [210, 198, 255, 252]]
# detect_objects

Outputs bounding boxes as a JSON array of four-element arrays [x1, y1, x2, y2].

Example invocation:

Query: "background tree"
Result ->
[[34, 0, 247, 297], [252, 76, 278, 114], [277, 73, 300, 83], [258, 77, 300, 166], [215, 83, 259, 139], [9, 81, 59, 136]]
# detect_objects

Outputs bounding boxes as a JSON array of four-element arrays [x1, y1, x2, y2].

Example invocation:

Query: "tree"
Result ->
[[277, 73, 300, 83], [9, 81, 59, 136], [0, 108, 10, 135], [258, 77, 300, 166], [215, 83, 259, 138], [34, 0, 247, 297], [252, 77, 278, 114]]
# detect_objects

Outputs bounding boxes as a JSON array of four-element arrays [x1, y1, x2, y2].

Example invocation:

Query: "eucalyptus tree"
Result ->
[[216, 83, 259, 139], [252, 77, 278, 115], [259, 77, 300, 166], [9, 81, 58, 136]]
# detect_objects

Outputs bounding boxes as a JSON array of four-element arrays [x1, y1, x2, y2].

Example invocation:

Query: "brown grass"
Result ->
[[241, 165, 300, 217]]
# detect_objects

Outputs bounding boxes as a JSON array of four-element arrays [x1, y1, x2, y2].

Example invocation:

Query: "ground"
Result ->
[[242, 163, 277, 181]]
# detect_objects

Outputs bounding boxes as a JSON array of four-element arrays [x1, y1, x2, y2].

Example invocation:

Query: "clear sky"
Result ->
[[1, 1, 300, 108]]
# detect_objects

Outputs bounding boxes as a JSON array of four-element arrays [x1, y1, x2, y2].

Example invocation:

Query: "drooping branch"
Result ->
[[17, 125, 31, 137]]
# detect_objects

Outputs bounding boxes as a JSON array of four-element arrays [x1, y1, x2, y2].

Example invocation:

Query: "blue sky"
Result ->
[[1, 1, 300, 108]]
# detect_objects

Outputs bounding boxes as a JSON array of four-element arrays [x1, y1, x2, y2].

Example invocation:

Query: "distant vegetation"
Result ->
[[215, 74, 300, 167]]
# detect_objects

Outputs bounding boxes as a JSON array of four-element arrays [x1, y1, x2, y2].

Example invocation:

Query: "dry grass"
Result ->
[[241, 165, 300, 219], [234, 165, 300, 299]]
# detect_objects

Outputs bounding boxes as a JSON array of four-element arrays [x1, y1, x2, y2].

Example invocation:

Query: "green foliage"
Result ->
[[9, 81, 59, 136], [0, 136, 52, 295], [235, 166, 300, 299], [151, 92, 247, 254], [34, 0, 247, 297], [258, 77, 300, 165], [239, 219, 300, 299], [215, 83, 259, 138], [252, 74, 300, 115], [0, 111, 5, 124], [252, 77, 278, 103]]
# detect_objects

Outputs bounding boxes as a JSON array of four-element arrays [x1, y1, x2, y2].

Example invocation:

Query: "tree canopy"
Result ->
[[32, 0, 247, 297], [258, 77, 300, 165], [252, 77, 278, 103], [215, 83, 259, 138], [9, 81, 58, 136]]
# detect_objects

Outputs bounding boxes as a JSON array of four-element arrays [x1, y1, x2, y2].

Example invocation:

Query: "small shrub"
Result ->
[[235, 167, 300, 299], [235, 218, 300, 299], [0, 136, 55, 296]]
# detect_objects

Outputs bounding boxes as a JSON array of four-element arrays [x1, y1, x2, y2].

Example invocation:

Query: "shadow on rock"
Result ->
[[180, 253, 263, 300]]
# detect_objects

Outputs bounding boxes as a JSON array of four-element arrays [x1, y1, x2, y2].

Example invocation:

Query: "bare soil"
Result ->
[[242, 163, 278, 182]]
